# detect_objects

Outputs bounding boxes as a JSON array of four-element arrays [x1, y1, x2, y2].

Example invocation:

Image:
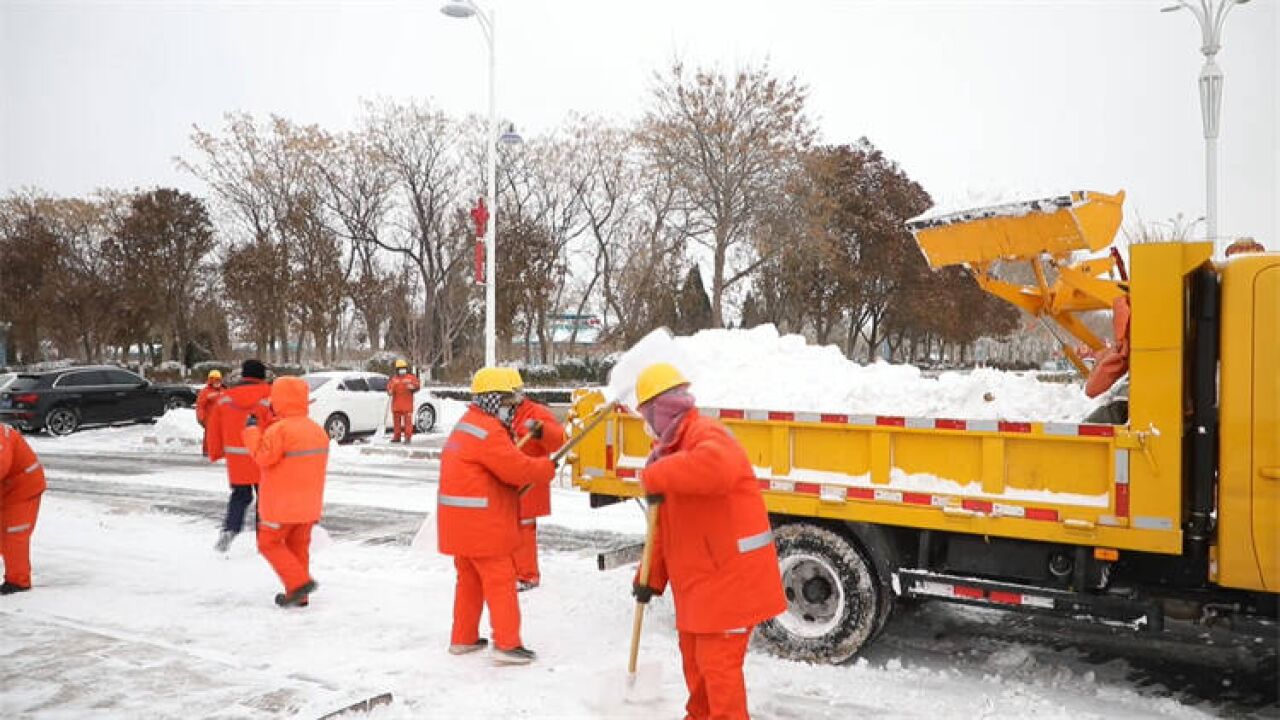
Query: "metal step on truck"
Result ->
[[565, 190, 1278, 663]]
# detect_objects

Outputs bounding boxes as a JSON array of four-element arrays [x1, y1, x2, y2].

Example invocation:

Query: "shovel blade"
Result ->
[[623, 660, 664, 705], [606, 327, 686, 409], [409, 512, 437, 556]]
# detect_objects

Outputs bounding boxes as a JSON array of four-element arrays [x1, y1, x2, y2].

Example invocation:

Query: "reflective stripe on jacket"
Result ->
[[640, 409, 787, 633], [242, 377, 329, 524], [204, 379, 272, 486], [437, 406, 555, 557], [514, 400, 565, 519], [0, 424, 46, 505]]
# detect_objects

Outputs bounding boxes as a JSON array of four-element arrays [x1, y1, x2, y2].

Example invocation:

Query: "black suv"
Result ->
[[0, 366, 197, 436]]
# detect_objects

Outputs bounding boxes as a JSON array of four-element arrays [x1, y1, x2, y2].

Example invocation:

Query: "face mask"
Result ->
[[643, 421, 658, 440], [397, 368, 407, 375], [498, 405, 516, 426]]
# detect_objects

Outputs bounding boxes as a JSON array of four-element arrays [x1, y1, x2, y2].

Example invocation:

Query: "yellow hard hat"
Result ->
[[207, 369, 222, 380], [394, 359, 408, 369], [635, 363, 689, 406], [504, 367, 525, 391], [471, 366, 519, 395]]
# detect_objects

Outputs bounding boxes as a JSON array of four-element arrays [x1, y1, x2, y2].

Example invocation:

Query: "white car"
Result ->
[[302, 371, 439, 443]]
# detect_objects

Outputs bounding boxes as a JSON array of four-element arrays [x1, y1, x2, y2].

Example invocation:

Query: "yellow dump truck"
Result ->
[[567, 191, 1278, 662]]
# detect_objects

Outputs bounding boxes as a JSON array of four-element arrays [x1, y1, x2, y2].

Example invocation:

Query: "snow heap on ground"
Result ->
[[634, 324, 1100, 422], [151, 407, 204, 445]]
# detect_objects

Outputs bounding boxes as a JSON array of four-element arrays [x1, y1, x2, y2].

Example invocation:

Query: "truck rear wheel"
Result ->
[[758, 522, 885, 664]]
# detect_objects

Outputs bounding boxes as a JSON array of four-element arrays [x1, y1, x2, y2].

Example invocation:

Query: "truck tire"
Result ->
[[758, 522, 885, 664]]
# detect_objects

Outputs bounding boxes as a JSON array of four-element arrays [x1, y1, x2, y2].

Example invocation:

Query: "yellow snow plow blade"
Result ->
[[907, 190, 1125, 269]]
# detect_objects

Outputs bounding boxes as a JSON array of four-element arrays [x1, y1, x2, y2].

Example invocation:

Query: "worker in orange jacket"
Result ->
[[632, 363, 786, 720], [438, 366, 556, 665], [243, 375, 330, 607], [0, 423, 45, 594], [508, 369, 565, 591], [205, 359, 272, 553], [195, 369, 225, 457], [387, 359, 420, 444]]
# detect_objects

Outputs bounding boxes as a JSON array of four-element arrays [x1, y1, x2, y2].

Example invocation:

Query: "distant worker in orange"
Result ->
[[243, 376, 330, 607], [438, 367, 556, 665], [631, 363, 786, 720], [0, 423, 45, 594], [387, 359, 420, 444], [195, 369, 225, 456], [508, 368, 565, 592], [206, 359, 272, 553]]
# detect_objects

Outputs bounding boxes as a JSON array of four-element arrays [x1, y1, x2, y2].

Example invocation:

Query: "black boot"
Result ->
[[0, 581, 31, 595], [275, 579, 318, 607]]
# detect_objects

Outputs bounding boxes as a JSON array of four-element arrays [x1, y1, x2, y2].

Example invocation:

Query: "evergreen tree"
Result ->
[[675, 265, 713, 334]]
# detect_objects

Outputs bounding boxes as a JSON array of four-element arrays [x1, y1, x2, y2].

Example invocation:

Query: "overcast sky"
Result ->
[[1, 0, 1276, 247]]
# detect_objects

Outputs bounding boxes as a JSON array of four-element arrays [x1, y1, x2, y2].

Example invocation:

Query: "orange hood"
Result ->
[[271, 376, 309, 417]]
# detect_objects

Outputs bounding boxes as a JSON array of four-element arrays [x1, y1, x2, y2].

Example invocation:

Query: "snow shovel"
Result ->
[[314, 691, 393, 719], [606, 326, 684, 411], [624, 497, 663, 703]]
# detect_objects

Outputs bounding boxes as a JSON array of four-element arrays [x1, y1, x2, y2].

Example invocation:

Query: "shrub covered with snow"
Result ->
[[191, 360, 234, 379]]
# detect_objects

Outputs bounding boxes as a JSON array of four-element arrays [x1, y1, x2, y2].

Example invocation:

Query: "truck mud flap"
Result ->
[[896, 568, 1164, 631]]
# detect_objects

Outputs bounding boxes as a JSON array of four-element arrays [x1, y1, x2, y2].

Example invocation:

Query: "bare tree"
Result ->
[[0, 192, 62, 363], [363, 100, 476, 367], [315, 129, 398, 353], [105, 188, 217, 365], [639, 61, 813, 327]]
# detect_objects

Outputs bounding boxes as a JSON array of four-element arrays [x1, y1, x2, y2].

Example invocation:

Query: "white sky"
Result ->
[[1, 0, 1277, 247]]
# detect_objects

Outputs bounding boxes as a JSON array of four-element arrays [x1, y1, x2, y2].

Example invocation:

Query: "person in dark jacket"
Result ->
[[206, 359, 272, 552]]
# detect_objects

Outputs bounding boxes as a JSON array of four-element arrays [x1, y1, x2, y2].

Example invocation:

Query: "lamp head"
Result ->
[[498, 123, 524, 146], [440, 1, 476, 19]]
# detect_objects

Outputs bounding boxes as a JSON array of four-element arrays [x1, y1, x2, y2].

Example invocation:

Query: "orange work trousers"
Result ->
[[451, 554, 521, 650], [513, 519, 540, 584], [1, 495, 41, 587], [392, 412, 413, 442], [677, 627, 753, 720], [257, 521, 313, 593]]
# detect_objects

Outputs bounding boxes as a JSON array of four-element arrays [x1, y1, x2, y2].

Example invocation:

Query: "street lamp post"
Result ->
[[442, 0, 499, 366], [1162, 0, 1251, 253]]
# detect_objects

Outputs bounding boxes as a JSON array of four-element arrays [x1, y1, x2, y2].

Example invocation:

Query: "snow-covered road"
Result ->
[[1, 417, 1274, 719]]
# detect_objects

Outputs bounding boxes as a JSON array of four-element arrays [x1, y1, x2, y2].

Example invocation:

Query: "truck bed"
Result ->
[[570, 399, 1181, 555]]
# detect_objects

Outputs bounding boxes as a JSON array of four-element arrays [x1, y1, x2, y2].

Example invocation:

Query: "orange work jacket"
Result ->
[[195, 383, 224, 426], [641, 409, 787, 633], [0, 424, 45, 507], [437, 406, 555, 558], [205, 378, 272, 485], [514, 400, 565, 519], [243, 377, 329, 525], [387, 373, 420, 414]]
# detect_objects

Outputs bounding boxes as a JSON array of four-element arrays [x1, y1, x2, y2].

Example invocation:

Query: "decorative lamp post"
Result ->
[[441, 0, 524, 365], [1162, 0, 1251, 253]]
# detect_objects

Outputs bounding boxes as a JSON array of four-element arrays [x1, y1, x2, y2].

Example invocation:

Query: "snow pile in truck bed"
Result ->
[[632, 324, 1100, 422]]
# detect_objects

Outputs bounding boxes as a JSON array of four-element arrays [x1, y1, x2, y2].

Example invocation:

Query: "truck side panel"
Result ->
[[1218, 257, 1280, 592], [573, 405, 1184, 554], [1127, 243, 1211, 538]]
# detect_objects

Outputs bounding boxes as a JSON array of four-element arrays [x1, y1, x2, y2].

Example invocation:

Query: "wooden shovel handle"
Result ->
[[628, 500, 661, 674]]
